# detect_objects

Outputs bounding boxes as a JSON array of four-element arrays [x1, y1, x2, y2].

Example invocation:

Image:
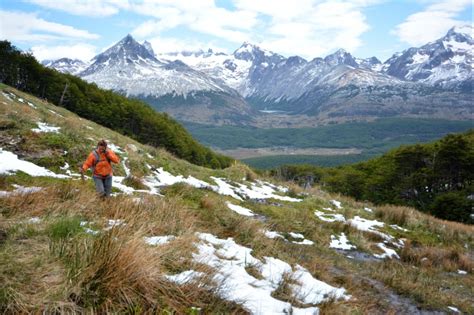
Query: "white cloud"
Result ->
[[26, 0, 127, 17], [234, 0, 375, 58], [0, 10, 100, 42], [130, 1, 257, 43], [129, 0, 379, 59], [31, 43, 97, 61], [393, 0, 472, 46]]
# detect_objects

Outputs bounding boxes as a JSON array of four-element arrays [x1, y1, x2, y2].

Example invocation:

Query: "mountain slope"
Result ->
[[0, 86, 473, 314], [273, 129, 474, 223]]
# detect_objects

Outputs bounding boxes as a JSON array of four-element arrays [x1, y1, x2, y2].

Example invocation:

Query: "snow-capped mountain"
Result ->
[[77, 35, 255, 125], [383, 25, 472, 88], [42, 58, 89, 75], [79, 34, 234, 97]]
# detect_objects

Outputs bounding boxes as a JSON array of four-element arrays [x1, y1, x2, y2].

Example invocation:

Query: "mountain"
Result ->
[[78, 35, 256, 125], [43, 26, 473, 127], [383, 25, 473, 90], [42, 58, 89, 75], [1, 84, 473, 314]]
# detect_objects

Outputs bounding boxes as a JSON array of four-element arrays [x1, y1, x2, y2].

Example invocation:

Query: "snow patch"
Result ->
[[144, 235, 176, 246], [0, 149, 69, 178], [329, 233, 356, 250], [226, 202, 255, 217], [31, 122, 60, 133], [263, 230, 285, 239], [330, 200, 343, 209], [373, 243, 399, 259], [314, 210, 346, 223]]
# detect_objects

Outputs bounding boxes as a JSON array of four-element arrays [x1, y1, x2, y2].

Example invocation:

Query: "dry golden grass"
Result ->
[[400, 240, 473, 272]]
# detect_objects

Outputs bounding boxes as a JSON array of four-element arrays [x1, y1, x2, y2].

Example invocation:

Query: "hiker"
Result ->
[[80, 140, 120, 197]]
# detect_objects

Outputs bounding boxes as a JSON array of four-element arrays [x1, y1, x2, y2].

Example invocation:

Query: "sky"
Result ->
[[0, 0, 472, 62]]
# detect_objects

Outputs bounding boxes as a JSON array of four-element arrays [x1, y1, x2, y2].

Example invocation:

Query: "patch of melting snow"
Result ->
[[330, 233, 356, 250], [28, 217, 41, 224], [212, 177, 301, 202], [149, 168, 210, 189], [146, 153, 154, 159], [348, 216, 393, 241], [373, 243, 400, 259], [144, 235, 176, 246], [322, 207, 334, 211], [314, 210, 346, 222], [107, 142, 125, 154], [18, 98, 24, 103], [85, 126, 93, 130], [122, 156, 130, 177], [1, 92, 12, 100], [292, 239, 315, 245], [105, 219, 126, 230], [390, 224, 409, 232], [0, 184, 42, 197], [27, 101, 37, 109], [330, 200, 343, 209], [48, 109, 64, 117], [31, 122, 61, 133], [226, 202, 255, 216], [167, 232, 348, 314], [457, 270, 467, 275], [363, 207, 373, 213], [210, 177, 243, 200], [287, 232, 314, 245], [0, 149, 69, 178], [165, 270, 205, 285], [447, 306, 460, 313], [263, 230, 285, 239]]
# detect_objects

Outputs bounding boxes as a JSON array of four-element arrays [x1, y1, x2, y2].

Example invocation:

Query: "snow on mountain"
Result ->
[[42, 58, 89, 75], [383, 25, 473, 87], [142, 40, 155, 56], [79, 34, 231, 98]]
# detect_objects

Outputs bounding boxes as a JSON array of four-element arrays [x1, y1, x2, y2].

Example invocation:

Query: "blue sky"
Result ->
[[0, 0, 472, 62]]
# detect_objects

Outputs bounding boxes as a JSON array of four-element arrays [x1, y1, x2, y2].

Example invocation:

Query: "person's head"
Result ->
[[97, 140, 107, 152]]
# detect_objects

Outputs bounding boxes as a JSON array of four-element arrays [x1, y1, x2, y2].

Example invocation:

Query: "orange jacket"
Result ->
[[82, 149, 120, 177]]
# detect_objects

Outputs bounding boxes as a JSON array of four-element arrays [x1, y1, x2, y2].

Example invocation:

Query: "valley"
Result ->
[[216, 147, 362, 160]]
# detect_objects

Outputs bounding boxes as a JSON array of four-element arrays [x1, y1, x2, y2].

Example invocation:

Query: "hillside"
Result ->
[[1, 87, 473, 313], [272, 131, 474, 224]]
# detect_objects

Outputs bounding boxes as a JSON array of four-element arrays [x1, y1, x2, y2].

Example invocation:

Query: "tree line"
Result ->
[[0, 41, 232, 169], [272, 130, 474, 223]]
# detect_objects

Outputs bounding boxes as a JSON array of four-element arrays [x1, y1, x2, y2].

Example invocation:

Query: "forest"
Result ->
[[272, 130, 474, 223]]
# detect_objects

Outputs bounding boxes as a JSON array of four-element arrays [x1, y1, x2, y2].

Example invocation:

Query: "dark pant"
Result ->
[[93, 176, 112, 197]]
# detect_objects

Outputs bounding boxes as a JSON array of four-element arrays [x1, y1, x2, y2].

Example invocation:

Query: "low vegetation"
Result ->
[[272, 130, 474, 223]]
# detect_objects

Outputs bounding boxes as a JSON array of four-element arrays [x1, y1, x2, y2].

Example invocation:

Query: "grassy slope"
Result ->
[[1, 87, 473, 313]]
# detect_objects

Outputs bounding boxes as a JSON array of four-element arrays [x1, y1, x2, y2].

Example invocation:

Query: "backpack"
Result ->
[[91, 150, 111, 176]]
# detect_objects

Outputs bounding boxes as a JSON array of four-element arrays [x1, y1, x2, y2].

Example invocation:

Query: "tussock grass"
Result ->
[[400, 240, 472, 272]]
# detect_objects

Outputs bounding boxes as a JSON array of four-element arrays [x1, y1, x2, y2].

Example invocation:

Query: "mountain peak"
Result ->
[[447, 24, 472, 38], [324, 49, 358, 67]]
